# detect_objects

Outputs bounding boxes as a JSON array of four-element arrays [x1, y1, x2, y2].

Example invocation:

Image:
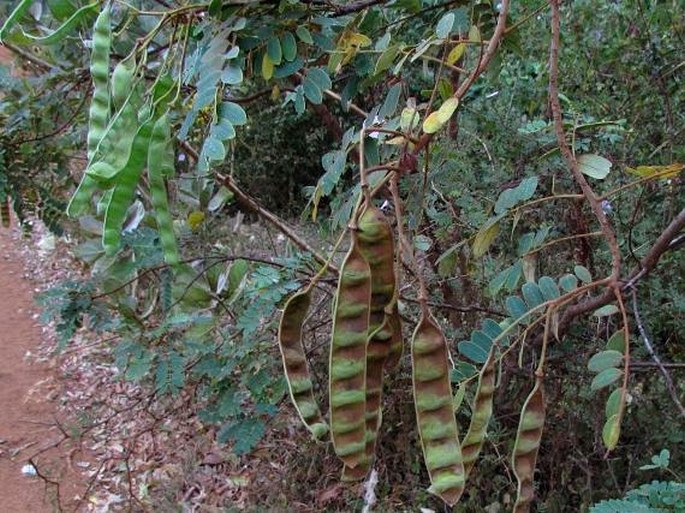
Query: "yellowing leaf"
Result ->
[[345, 32, 372, 48], [436, 97, 459, 123], [187, 211, 205, 230], [261, 53, 274, 80], [602, 414, 621, 450], [400, 107, 420, 132], [422, 111, 443, 134], [446, 43, 466, 65], [625, 163, 684, 179], [271, 84, 281, 101], [472, 216, 501, 258]]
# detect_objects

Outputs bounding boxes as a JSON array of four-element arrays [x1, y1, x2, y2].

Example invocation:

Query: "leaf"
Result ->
[[605, 388, 622, 418], [435, 12, 455, 39], [208, 186, 234, 212], [375, 45, 400, 75], [447, 43, 466, 65], [494, 177, 538, 214], [602, 414, 621, 450], [472, 216, 501, 258], [558, 273, 578, 292], [303, 75, 323, 104], [218, 417, 266, 455], [468, 24, 481, 43], [521, 282, 545, 309], [281, 31, 297, 62], [436, 97, 459, 122], [537, 276, 560, 301], [593, 304, 619, 317], [481, 319, 503, 340], [400, 107, 420, 132], [587, 350, 623, 373], [307, 67, 332, 91], [261, 53, 274, 80], [626, 163, 684, 179], [202, 137, 225, 160], [219, 102, 247, 125], [295, 26, 313, 44], [574, 264, 592, 283], [578, 154, 612, 179], [505, 295, 528, 321], [591, 368, 623, 391], [221, 65, 243, 85], [453, 382, 467, 412], [422, 111, 443, 134], [606, 330, 626, 352], [458, 339, 490, 363], [267, 36, 282, 65], [379, 83, 402, 119]]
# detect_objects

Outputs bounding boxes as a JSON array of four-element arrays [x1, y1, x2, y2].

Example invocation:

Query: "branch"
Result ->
[[631, 286, 685, 419], [548, 0, 621, 283], [215, 173, 337, 272]]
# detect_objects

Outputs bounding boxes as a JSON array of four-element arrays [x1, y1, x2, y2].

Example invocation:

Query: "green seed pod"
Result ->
[[512, 376, 545, 513], [147, 114, 179, 265], [102, 117, 154, 255], [278, 289, 328, 440], [66, 4, 110, 217], [460, 348, 496, 478], [411, 310, 465, 506], [329, 232, 371, 469]]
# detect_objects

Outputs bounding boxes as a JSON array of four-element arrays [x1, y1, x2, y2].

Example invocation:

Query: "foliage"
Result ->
[[1, 0, 684, 509]]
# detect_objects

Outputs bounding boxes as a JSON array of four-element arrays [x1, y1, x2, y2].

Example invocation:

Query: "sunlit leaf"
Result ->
[[578, 154, 612, 179], [602, 414, 621, 450], [625, 163, 684, 179], [447, 43, 466, 65], [436, 12, 455, 39]]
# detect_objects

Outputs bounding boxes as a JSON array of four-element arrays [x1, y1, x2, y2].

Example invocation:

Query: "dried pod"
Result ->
[[384, 302, 404, 370], [278, 289, 328, 440], [512, 375, 546, 513], [329, 232, 372, 469], [460, 349, 496, 478], [411, 310, 465, 505]]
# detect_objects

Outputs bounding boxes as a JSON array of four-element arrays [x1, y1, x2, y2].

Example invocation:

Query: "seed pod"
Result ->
[[411, 310, 465, 506], [147, 114, 179, 265], [329, 231, 371, 469], [460, 348, 496, 478], [67, 4, 110, 217], [278, 289, 328, 440], [102, 117, 154, 255], [356, 204, 397, 472], [512, 375, 545, 513]]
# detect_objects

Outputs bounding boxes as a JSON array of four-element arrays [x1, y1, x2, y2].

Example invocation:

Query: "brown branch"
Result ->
[[548, 0, 621, 283], [411, 0, 511, 156], [215, 173, 337, 271]]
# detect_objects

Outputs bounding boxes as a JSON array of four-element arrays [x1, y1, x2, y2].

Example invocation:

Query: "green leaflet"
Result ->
[[102, 117, 155, 255], [148, 114, 180, 265]]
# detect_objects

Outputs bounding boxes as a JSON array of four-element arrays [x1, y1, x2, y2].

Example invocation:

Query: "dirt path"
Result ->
[[0, 226, 83, 512]]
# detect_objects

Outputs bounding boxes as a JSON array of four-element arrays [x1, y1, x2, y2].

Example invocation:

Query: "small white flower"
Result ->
[[601, 199, 613, 214]]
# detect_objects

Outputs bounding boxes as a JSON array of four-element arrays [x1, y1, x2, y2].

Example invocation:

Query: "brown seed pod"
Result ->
[[329, 231, 372, 469], [460, 348, 496, 478], [411, 310, 465, 505], [512, 375, 546, 513], [384, 302, 403, 370], [277, 289, 328, 440]]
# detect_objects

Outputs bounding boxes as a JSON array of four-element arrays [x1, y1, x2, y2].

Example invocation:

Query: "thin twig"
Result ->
[[630, 286, 685, 419]]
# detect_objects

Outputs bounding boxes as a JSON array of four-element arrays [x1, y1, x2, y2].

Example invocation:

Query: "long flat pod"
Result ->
[[278, 289, 328, 440], [411, 311, 465, 505], [147, 114, 180, 265], [329, 232, 371, 469], [384, 301, 403, 369], [460, 348, 496, 478], [102, 117, 154, 255], [345, 204, 396, 478], [512, 375, 545, 513], [66, 3, 110, 217]]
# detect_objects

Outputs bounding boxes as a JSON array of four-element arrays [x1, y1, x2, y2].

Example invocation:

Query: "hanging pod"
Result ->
[[329, 231, 372, 469], [340, 203, 397, 480], [411, 310, 465, 506], [512, 375, 545, 513], [460, 348, 496, 479], [277, 289, 328, 440], [384, 301, 403, 370]]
